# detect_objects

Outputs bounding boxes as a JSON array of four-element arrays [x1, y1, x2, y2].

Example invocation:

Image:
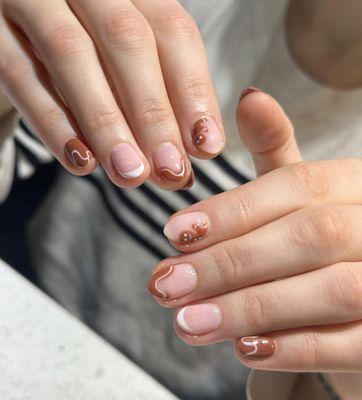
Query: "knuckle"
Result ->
[[287, 162, 331, 200], [85, 108, 121, 133], [300, 331, 322, 365], [136, 100, 173, 126], [289, 206, 352, 257], [155, 6, 198, 40], [242, 290, 269, 332], [211, 242, 254, 289], [45, 24, 92, 61], [104, 10, 152, 51], [34, 107, 66, 133], [324, 266, 362, 314]]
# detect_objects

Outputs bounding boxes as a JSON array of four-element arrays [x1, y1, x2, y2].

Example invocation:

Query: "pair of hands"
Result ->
[[0, 0, 223, 189], [149, 89, 362, 373]]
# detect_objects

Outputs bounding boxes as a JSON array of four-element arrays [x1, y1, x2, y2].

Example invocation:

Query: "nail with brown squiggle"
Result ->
[[153, 142, 187, 183], [65, 138, 94, 168], [237, 336, 276, 360], [192, 116, 224, 155], [163, 211, 210, 246]]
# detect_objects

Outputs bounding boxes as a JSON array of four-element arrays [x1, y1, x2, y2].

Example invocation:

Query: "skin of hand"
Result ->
[[0, 0, 224, 190], [148, 88, 362, 379]]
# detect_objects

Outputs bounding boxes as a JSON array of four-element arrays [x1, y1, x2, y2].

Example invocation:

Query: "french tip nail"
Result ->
[[239, 87, 262, 102]]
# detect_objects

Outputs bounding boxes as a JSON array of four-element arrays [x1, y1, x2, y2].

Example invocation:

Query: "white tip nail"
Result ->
[[120, 163, 144, 179], [176, 307, 192, 334]]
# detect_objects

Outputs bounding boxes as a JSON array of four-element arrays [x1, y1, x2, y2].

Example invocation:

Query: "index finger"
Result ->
[[163, 159, 362, 251]]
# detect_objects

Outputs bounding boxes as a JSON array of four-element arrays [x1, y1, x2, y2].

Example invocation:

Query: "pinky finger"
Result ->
[[0, 21, 97, 175], [235, 321, 362, 372]]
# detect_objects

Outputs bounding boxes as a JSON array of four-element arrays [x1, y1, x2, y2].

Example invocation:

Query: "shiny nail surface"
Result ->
[[111, 143, 144, 179], [65, 138, 93, 167], [153, 143, 186, 183], [238, 336, 276, 359], [176, 304, 221, 336], [164, 211, 210, 246], [192, 117, 224, 155], [148, 264, 197, 300]]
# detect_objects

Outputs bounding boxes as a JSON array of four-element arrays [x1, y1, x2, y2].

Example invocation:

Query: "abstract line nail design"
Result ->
[[153, 142, 187, 183], [192, 116, 223, 155], [238, 336, 276, 359], [148, 263, 197, 300], [65, 138, 93, 168]]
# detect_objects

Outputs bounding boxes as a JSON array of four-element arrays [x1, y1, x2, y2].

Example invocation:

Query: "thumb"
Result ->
[[236, 87, 302, 177]]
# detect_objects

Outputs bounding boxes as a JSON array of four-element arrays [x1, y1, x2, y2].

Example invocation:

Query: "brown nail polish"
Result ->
[[239, 87, 261, 102], [153, 143, 187, 183], [238, 336, 275, 359], [65, 138, 93, 168], [148, 266, 174, 299], [179, 221, 208, 244], [181, 170, 195, 190], [192, 116, 223, 155]]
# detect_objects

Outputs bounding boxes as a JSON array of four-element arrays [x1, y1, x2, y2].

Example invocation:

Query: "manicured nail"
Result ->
[[176, 304, 221, 336], [164, 211, 210, 246], [153, 142, 186, 183], [192, 116, 224, 155], [181, 170, 195, 190], [239, 87, 261, 102], [111, 143, 145, 179], [65, 138, 93, 168], [238, 336, 276, 360], [148, 264, 197, 300]]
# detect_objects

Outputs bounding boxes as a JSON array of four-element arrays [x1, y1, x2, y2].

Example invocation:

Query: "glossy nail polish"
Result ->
[[164, 211, 210, 246], [153, 143, 186, 183], [238, 336, 276, 359], [176, 303, 222, 336], [65, 138, 93, 167], [111, 143, 145, 179], [148, 263, 197, 300], [239, 87, 261, 102], [192, 116, 224, 155]]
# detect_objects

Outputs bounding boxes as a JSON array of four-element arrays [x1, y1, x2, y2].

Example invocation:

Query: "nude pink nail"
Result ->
[[153, 142, 186, 183], [112, 143, 144, 179], [176, 304, 222, 335], [148, 264, 197, 300], [164, 211, 210, 246], [192, 117, 224, 155]]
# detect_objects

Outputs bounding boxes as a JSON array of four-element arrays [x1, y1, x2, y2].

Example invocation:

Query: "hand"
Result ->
[[148, 88, 362, 373], [0, 0, 224, 189]]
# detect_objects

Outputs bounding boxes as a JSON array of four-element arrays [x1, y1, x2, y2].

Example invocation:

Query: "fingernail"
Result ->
[[192, 117, 224, 155], [148, 263, 197, 300], [111, 143, 145, 179], [181, 170, 195, 190], [65, 138, 94, 168], [238, 336, 276, 359], [176, 304, 221, 336], [164, 211, 210, 246], [239, 87, 261, 102], [153, 142, 186, 183]]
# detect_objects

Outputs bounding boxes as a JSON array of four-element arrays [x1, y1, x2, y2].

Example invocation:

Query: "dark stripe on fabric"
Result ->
[[85, 175, 167, 260], [192, 163, 223, 194], [213, 154, 249, 184], [15, 141, 41, 167], [111, 185, 164, 235], [175, 188, 200, 205], [139, 185, 177, 215]]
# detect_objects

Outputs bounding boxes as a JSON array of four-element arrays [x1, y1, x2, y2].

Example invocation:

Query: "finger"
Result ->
[[149, 205, 361, 305], [235, 321, 362, 372], [133, 0, 225, 158], [0, 15, 96, 175], [237, 88, 302, 176], [162, 158, 362, 251], [173, 262, 362, 345], [6, 0, 150, 188], [68, 0, 193, 189]]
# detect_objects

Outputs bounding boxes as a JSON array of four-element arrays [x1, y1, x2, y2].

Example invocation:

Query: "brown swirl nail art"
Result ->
[[148, 266, 174, 299], [192, 118, 208, 147], [238, 336, 276, 360], [178, 221, 208, 245], [65, 138, 93, 168], [160, 158, 186, 183]]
